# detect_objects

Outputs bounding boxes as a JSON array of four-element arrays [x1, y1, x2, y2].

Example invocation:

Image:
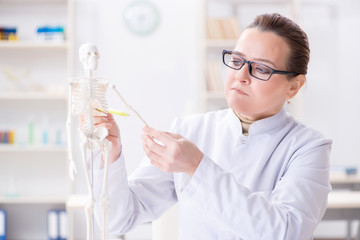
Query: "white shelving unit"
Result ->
[[0, 144, 67, 153], [0, 91, 67, 100], [0, 41, 69, 49], [0, 196, 68, 204], [197, 0, 299, 112], [0, 0, 74, 239]]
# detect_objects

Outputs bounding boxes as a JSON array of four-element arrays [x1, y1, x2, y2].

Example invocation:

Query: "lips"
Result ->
[[231, 87, 248, 96]]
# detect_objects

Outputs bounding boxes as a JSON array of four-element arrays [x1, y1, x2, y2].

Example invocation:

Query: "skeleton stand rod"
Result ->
[[112, 85, 149, 126]]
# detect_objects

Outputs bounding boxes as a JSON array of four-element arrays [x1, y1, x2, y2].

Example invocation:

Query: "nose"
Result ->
[[89, 51, 96, 57], [234, 63, 251, 84]]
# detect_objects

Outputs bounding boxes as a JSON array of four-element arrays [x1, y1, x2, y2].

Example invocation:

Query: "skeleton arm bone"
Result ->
[[112, 85, 148, 126], [112, 85, 168, 148], [67, 81, 78, 181]]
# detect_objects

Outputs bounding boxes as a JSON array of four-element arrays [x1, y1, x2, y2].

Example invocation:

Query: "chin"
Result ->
[[226, 97, 249, 115]]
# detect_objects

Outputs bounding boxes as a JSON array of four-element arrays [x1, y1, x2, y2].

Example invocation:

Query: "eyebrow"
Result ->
[[233, 51, 277, 68]]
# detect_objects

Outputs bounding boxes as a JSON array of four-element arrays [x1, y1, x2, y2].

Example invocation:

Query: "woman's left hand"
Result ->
[[142, 126, 204, 177]]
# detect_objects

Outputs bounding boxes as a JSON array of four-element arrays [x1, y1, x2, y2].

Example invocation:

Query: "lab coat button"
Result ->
[[241, 139, 246, 144]]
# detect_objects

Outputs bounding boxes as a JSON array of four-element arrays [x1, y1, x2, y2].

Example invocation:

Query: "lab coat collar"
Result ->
[[227, 108, 290, 136]]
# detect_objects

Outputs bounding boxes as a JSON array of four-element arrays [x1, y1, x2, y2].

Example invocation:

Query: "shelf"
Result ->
[[327, 191, 360, 209], [0, 0, 67, 4], [0, 144, 67, 153], [0, 0, 74, 238], [330, 173, 360, 184], [207, 0, 288, 4], [0, 91, 67, 100], [0, 195, 67, 204], [0, 41, 69, 49], [66, 194, 88, 209]]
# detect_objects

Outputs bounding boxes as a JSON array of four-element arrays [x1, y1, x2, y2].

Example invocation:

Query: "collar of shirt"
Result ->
[[226, 108, 289, 136]]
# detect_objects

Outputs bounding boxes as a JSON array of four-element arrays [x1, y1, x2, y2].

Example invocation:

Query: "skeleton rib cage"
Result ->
[[70, 77, 109, 137]]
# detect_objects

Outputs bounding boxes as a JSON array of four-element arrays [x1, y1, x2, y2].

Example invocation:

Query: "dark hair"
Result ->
[[247, 13, 310, 76]]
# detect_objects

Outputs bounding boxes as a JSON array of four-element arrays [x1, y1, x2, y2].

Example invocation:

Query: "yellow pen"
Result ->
[[96, 108, 130, 116]]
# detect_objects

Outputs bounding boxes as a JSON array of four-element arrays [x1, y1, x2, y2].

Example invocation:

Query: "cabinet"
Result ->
[[0, 0, 74, 239], [197, 0, 300, 112]]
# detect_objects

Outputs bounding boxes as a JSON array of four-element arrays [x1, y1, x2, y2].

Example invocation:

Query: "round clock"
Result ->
[[123, 0, 160, 35]]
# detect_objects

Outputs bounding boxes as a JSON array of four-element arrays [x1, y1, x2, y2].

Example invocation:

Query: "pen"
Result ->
[[96, 108, 130, 116]]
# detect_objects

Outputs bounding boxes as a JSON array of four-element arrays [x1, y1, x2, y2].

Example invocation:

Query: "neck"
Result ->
[[86, 69, 93, 79], [233, 111, 255, 136], [234, 111, 256, 124]]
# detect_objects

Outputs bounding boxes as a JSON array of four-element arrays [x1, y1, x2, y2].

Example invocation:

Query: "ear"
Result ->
[[287, 74, 306, 99]]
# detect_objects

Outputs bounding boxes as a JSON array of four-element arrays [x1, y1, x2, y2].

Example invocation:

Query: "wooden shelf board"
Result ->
[[208, 0, 288, 4], [0, 41, 69, 49], [0, 144, 67, 153], [66, 194, 88, 209], [0, 91, 67, 100], [330, 173, 360, 184], [327, 191, 360, 209], [0, 195, 67, 204], [0, 0, 67, 4]]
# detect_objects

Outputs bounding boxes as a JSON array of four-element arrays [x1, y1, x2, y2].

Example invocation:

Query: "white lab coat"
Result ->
[[93, 108, 332, 240]]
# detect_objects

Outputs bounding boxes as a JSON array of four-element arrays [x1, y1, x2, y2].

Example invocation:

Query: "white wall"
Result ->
[[74, 0, 198, 174], [300, 0, 360, 238], [301, 0, 360, 168], [73, 0, 198, 238]]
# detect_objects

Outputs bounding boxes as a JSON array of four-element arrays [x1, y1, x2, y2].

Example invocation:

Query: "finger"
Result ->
[[93, 116, 108, 125], [97, 122, 112, 129], [148, 157, 164, 172], [143, 126, 174, 145], [142, 134, 166, 155], [162, 131, 182, 139], [142, 141, 164, 166], [106, 112, 115, 121]]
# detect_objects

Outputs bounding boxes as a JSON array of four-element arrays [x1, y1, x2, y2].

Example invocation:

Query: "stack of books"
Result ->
[[206, 17, 241, 40], [206, 61, 224, 93]]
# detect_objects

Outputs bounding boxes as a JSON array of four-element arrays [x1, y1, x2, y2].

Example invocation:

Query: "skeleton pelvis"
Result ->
[[80, 127, 109, 150]]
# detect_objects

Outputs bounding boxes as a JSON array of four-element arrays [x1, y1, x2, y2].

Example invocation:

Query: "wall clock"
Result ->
[[123, 0, 160, 35]]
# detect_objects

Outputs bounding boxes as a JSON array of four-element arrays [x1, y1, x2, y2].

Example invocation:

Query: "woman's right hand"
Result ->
[[79, 110, 122, 165]]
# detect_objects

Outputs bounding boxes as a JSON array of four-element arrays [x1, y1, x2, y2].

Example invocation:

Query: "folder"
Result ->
[[48, 210, 58, 240], [0, 209, 6, 240], [58, 210, 67, 240], [47, 209, 68, 240]]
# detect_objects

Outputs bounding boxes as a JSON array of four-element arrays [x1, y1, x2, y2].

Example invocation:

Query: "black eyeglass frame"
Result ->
[[222, 50, 299, 81]]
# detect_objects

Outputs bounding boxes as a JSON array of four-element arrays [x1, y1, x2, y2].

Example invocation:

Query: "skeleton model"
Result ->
[[66, 43, 148, 240]]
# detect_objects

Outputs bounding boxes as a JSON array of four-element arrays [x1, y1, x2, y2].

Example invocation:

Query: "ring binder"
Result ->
[[0, 209, 6, 240]]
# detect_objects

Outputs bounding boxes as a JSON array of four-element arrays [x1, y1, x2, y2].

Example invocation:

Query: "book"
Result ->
[[59, 210, 67, 240], [206, 61, 224, 93], [207, 18, 223, 39], [206, 17, 241, 40], [0, 209, 6, 240], [48, 210, 58, 240], [47, 209, 68, 240]]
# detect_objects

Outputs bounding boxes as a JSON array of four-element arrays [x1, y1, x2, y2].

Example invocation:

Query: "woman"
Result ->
[[91, 13, 332, 239]]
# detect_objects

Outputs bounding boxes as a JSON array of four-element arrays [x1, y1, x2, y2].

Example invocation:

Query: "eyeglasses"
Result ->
[[222, 50, 299, 81]]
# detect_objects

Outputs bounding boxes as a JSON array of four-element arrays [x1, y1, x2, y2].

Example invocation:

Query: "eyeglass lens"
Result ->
[[224, 52, 272, 80]]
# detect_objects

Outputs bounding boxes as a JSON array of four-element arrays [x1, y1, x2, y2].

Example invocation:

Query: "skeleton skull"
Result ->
[[79, 43, 100, 70]]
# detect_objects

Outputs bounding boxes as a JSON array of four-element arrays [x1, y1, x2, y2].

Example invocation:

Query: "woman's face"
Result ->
[[225, 28, 299, 121]]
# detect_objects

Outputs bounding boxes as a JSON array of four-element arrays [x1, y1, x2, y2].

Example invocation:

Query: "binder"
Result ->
[[47, 209, 68, 240], [0, 209, 6, 240], [58, 210, 67, 240], [48, 210, 58, 240]]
